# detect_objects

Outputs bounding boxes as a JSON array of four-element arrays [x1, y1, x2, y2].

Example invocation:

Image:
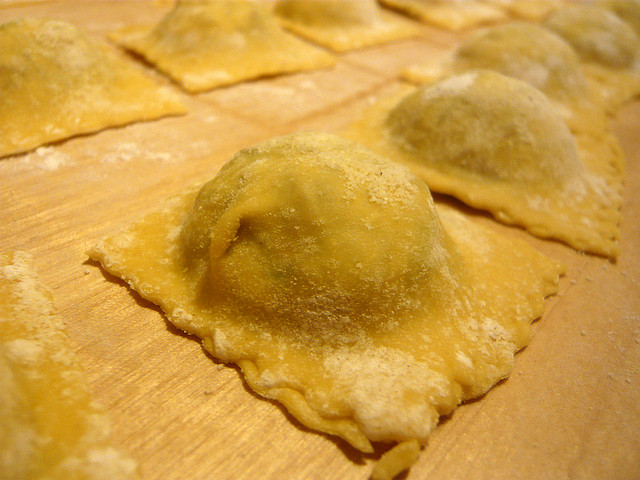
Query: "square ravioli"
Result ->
[[485, 0, 563, 20], [0, 17, 185, 159], [273, 0, 420, 52], [89, 132, 564, 479], [401, 21, 638, 131], [379, 0, 506, 31], [543, 4, 640, 110], [110, 0, 336, 92], [344, 71, 624, 259]]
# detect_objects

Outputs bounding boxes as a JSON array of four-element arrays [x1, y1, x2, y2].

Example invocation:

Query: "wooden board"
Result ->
[[1, 1, 638, 479]]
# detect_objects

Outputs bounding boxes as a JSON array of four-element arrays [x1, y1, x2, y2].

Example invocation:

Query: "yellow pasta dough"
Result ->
[[110, 0, 335, 92], [543, 5, 640, 109], [598, 0, 640, 35], [88, 132, 563, 478], [0, 251, 139, 480], [0, 17, 186, 159], [485, 0, 562, 20], [379, 0, 506, 31], [344, 71, 623, 258], [273, 0, 419, 52], [402, 22, 611, 133], [370, 439, 421, 480]]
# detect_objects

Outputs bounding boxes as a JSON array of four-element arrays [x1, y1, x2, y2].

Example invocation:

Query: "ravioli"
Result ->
[[402, 22, 611, 133], [543, 5, 640, 109], [598, 0, 640, 35], [344, 71, 623, 259], [110, 0, 335, 92], [0, 252, 139, 480], [88, 132, 563, 478], [485, 0, 562, 20], [379, 0, 506, 31], [0, 17, 186, 159], [273, 0, 419, 52]]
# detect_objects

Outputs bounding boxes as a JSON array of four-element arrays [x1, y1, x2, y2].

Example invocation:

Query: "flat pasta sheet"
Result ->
[[273, 0, 419, 52], [110, 0, 336, 92], [89, 132, 563, 479], [343, 71, 624, 259], [0, 18, 186, 159], [0, 252, 139, 480]]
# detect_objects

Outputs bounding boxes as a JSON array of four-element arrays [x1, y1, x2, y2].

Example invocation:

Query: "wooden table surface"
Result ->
[[1, 1, 639, 479]]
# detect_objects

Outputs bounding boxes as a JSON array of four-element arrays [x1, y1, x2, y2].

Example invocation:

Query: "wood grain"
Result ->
[[0, 2, 638, 479]]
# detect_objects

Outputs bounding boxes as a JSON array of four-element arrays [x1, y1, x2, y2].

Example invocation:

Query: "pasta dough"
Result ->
[[344, 71, 623, 258], [0, 17, 185, 159], [598, 0, 640, 35], [110, 0, 335, 92], [543, 5, 640, 109], [273, 0, 419, 52], [89, 132, 563, 478], [0, 252, 139, 480], [485, 0, 562, 20], [379, 0, 506, 31], [402, 22, 611, 133]]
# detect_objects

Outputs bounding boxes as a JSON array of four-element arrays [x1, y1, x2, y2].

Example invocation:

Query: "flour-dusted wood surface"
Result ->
[[1, 1, 639, 479]]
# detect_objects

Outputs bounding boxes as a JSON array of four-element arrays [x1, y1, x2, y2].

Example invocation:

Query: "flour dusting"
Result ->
[[101, 142, 179, 163]]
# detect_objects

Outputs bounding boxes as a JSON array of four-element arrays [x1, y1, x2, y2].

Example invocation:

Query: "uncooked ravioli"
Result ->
[[598, 0, 640, 35], [379, 0, 506, 31], [543, 4, 640, 109], [344, 70, 623, 258], [401, 22, 611, 133], [0, 252, 139, 480], [0, 17, 185, 159], [273, 0, 419, 52], [110, 0, 335, 92], [484, 0, 562, 20], [89, 132, 563, 478]]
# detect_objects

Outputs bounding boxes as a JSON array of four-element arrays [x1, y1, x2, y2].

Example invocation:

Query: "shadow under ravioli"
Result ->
[[344, 71, 623, 258], [89, 131, 562, 477], [0, 18, 185, 158], [110, 0, 335, 92]]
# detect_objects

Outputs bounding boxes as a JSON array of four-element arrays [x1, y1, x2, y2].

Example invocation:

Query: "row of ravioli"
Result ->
[[80, 1, 638, 479], [1, 1, 640, 480], [80, 0, 640, 476], [2, 0, 639, 259]]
